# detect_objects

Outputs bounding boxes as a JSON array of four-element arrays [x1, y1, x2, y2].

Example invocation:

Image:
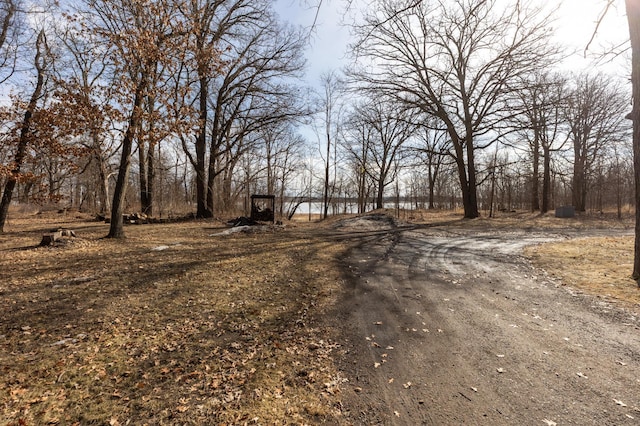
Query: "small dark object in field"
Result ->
[[555, 206, 575, 218], [227, 216, 257, 227], [40, 228, 77, 246]]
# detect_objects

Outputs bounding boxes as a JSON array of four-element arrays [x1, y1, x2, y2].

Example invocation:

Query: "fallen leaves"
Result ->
[[0, 220, 348, 425]]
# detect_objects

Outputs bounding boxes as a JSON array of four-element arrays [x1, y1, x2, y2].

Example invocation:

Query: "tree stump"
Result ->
[[39, 229, 76, 246], [40, 231, 62, 246]]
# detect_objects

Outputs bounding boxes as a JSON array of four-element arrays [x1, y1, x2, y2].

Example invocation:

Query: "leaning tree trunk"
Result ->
[[627, 0, 640, 283], [107, 83, 145, 239], [0, 30, 46, 233]]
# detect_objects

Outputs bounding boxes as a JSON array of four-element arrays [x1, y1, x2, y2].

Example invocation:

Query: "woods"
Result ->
[[0, 0, 635, 235]]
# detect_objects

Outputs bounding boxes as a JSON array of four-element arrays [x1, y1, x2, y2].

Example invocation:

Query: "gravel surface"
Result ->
[[330, 218, 640, 425]]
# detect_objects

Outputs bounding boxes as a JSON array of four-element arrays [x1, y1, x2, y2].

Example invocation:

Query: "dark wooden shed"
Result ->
[[250, 194, 275, 223]]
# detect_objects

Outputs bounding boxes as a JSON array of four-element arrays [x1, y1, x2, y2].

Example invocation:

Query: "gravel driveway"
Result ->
[[331, 218, 640, 425]]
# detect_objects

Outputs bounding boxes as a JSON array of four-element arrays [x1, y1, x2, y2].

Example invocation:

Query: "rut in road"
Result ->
[[336, 224, 640, 425]]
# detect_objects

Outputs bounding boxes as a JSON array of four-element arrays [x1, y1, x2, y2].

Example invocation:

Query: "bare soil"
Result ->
[[1, 209, 639, 425], [331, 211, 640, 425]]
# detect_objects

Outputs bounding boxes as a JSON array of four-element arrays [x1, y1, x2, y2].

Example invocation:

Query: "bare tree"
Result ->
[[512, 72, 569, 214], [317, 70, 344, 219], [179, 0, 259, 218], [413, 121, 453, 210], [0, 29, 48, 232], [564, 72, 629, 212], [350, 99, 416, 209], [342, 106, 374, 214], [84, 0, 186, 238], [260, 123, 304, 216], [178, 2, 307, 217], [54, 19, 117, 216], [350, 0, 559, 218]]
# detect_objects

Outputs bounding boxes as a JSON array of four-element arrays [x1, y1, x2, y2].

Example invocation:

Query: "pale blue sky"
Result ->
[[274, 0, 351, 86], [274, 0, 631, 88]]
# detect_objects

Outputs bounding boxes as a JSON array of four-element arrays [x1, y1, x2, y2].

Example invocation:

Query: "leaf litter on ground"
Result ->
[[0, 215, 350, 425]]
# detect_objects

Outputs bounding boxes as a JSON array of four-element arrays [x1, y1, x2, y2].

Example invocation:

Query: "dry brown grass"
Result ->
[[0, 212, 349, 425], [526, 236, 640, 311], [2, 208, 639, 425]]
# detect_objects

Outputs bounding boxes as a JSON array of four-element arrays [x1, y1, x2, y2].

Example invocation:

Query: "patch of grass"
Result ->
[[0, 216, 349, 425], [526, 236, 640, 309]]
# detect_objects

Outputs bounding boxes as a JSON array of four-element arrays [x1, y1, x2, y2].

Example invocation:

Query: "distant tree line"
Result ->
[[0, 0, 633, 237]]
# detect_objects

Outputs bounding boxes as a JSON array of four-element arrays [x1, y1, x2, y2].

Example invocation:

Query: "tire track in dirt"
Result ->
[[336, 222, 640, 425]]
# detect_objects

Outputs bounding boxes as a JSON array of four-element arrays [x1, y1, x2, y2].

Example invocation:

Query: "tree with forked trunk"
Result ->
[[350, 0, 559, 218], [564, 72, 629, 213], [82, 0, 188, 238]]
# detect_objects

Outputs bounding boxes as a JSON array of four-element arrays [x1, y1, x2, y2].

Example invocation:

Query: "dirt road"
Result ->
[[331, 217, 640, 425]]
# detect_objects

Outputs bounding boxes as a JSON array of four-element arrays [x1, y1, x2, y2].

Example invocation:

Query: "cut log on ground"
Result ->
[[39, 229, 77, 246], [40, 231, 62, 246]]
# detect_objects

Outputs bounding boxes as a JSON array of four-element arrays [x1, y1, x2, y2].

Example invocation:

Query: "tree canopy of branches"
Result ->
[[0, 29, 49, 232], [512, 72, 568, 214], [345, 99, 416, 209], [564, 72, 629, 212], [349, 0, 559, 218], [84, 0, 189, 238], [174, 0, 308, 218]]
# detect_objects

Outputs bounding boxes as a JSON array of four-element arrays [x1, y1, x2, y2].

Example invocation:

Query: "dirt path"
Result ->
[[330, 218, 640, 425]]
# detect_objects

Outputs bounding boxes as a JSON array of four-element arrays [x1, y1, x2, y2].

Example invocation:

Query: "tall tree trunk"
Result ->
[[323, 132, 330, 219], [531, 137, 540, 212], [93, 140, 111, 215], [205, 107, 225, 217], [465, 138, 480, 218], [206, 151, 215, 215], [358, 164, 366, 214], [107, 83, 145, 239], [139, 136, 149, 213], [139, 141, 154, 216], [531, 100, 541, 212], [541, 145, 552, 214], [266, 143, 274, 195], [195, 75, 211, 218], [626, 0, 640, 282], [376, 177, 384, 209], [616, 155, 623, 220], [427, 156, 439, 210], [0, 30, 46, 233], [572, 157, 586, 212]]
